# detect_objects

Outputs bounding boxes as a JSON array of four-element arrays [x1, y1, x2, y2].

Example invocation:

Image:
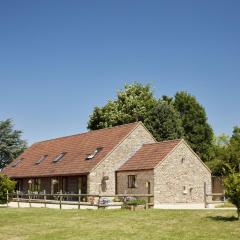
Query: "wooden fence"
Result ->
[[6, 190, 154, 210], [203, 182, 226, 208]]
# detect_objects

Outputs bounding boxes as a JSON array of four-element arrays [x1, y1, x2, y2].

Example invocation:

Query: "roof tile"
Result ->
[[3, 122, 140, 178], [118, 139, 182, 171]]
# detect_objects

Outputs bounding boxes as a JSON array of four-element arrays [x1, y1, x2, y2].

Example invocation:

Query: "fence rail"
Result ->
[[6, 190, 154, 210]]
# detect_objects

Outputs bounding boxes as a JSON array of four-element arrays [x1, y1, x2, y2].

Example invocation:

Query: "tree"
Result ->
[[174, 91, 214, 161], [145, 100, 184, 141], [88, 83, 157, 130], [0, 119, 27, 169], [0, 174, 16, 204], [206, 134, 231, 176], [229, 127, 240, 172], [224, 171, 240, 219], [88, 84, 215, 154]]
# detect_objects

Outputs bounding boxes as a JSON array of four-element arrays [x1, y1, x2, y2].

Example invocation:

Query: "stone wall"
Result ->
[[116, 170, 154, 195], [154, 141, 212, 205], [88, 124, 155, 194]]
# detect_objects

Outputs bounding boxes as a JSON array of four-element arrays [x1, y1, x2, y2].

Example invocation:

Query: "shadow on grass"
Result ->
[[207, 216, 239, 222]]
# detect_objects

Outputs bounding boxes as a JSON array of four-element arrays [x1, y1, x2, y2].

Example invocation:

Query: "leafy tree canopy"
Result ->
[[145, 100, 184, 141], [206, 134, 231, 176], [88, 83, 157, 130], [88, 83, 216, 162], [88, 83, 184, 141], [174, 91, 214, 161], [229, 127, 240, 172], [0, 119, 27, 169]]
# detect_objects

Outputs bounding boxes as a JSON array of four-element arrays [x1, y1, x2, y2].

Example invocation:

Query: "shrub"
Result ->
[[126, 199, 146, 206], [224, 172, 240, 219], [0, 174, 16, 204]]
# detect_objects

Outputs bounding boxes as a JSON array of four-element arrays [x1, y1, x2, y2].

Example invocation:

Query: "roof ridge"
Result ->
[[33, 122, 141, 145], [143, 139, 183, 145]]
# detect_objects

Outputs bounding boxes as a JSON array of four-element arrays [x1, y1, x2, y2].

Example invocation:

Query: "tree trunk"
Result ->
[[237, 209, 240, 220]]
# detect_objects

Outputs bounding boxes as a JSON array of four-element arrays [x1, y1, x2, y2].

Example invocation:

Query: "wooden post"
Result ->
[[59, 190, 62, 210], [44, 190, 47, 208], [145, 200, 149, 210], [223, 189, 226, 202], [78, 189, 81, 210], [97, 186, 101, 209], [146, 181, 151, 210], [97, 190, 101, 209], [6, 190, 9, 207], [204, 182, 207, 208], [28, 190, 32, 208], [17, 190, 20, 208]]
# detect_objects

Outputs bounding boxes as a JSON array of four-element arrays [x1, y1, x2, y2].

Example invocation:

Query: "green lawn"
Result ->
[[0, 208, 239, 240]]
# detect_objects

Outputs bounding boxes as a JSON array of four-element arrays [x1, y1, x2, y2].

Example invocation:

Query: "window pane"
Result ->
[[53, 153, 66, 163], [35, 155, 48, 165], [86, 147, 103, 160], [128, 175, 136, 188]]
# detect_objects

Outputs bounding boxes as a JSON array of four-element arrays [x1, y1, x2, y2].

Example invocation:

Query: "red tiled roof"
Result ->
[[118, 139, 182, 171], [2, 122, 140, 178]]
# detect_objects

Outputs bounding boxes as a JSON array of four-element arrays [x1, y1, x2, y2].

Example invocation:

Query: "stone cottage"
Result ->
[[2, 122, 211, 207]]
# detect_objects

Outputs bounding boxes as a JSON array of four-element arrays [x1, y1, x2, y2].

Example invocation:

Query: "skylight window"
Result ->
[[53, 152, 66, 163], [86, 147, 103, 160], [35, 155, 48, 165], [11, 158, 23, 167]]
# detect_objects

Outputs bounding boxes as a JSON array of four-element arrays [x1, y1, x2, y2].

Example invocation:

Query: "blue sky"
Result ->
[[0, 0, 239, 145]]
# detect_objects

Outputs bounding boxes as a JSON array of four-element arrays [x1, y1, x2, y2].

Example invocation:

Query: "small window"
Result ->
[[86, 147, 103, 160], [53, 152, 66, 163], [128, 175, 136, 188], [11, 158, 23, 167], [181, 157, 185, 163], [35, 155, 48, 165]]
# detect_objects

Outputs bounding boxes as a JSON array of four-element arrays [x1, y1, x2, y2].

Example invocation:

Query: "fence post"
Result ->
[[44, 190, 47, 208], [204, 182, 207, 208], [59, 190, 62, 210], [223, 189, 226, 202], [28, 190, 32, 208], [6, 190, 9, 207], [145, 196, 149, 210], [98, 194, 101, 209], [78, 189, 81, 210], [17, 190, 20, 208]]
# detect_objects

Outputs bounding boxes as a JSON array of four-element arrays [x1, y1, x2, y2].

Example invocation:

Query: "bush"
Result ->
[[0, 174, 16, 204], [224, 172, 240, 219], [126, 199, 146, 206]]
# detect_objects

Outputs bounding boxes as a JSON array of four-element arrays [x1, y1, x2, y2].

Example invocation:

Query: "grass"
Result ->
[[0, 208, 240, 240], [215, 201, 235, 208]]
